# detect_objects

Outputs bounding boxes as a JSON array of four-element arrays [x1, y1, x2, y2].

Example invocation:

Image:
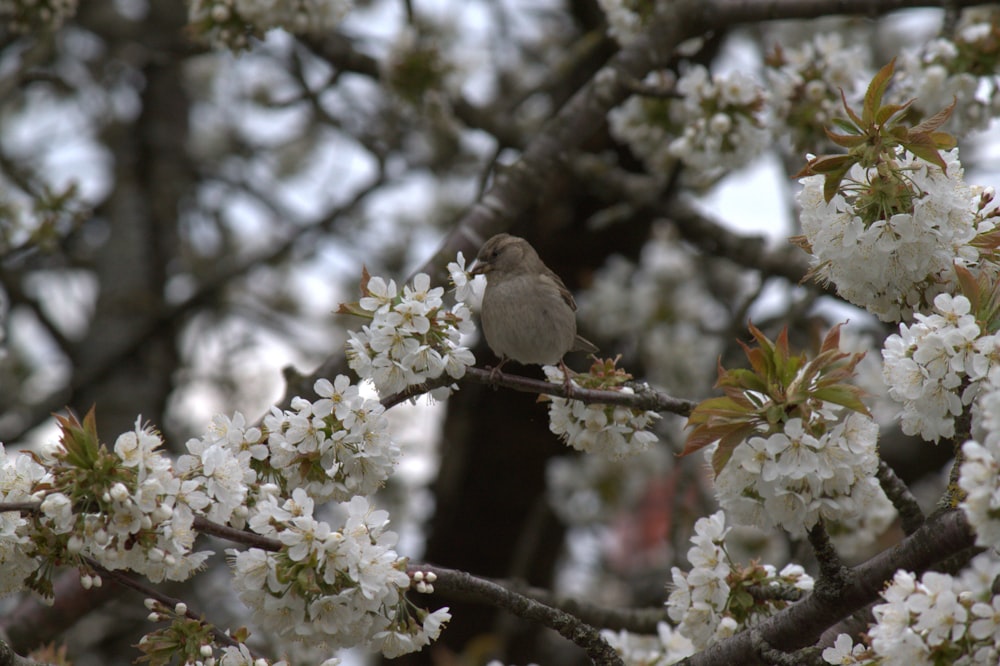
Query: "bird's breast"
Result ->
[[481, 275, 577, 365]]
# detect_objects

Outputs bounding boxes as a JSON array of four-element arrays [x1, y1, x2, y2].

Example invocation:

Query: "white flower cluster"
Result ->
[[186, 0, 351, 49], [712, 412, 883, 538], [609, 65, 770, 184], [798, 147, 979, 323], [960, 368, 1000, 548], [0, 0, 77, 32], [826, 484, 898, 560], [765, 33, 869, 153], [38, 419, 214, 584], [176, 412, 260, 527], [667, 512, 734, 649], [667, 512, 814, 650], [231, 492, 450, 658], [0, 373, 452, 659], [602, 622, 694, 665], [837, 553, 1000, 664], [262, 376, 399, 503], [346, 273, 476, 398], [542, 366, 660, 459], [0, 444, 47, 596], [882, 294, 995, 442], [892, 10, 1000, 139]]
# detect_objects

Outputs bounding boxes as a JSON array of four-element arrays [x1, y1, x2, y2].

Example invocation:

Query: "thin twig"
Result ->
[[406, 563, 625, 665], [381, 366, 696, 415], [81, 557, 247, 653]]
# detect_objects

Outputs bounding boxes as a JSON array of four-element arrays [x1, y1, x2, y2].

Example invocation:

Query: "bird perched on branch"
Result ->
[[471, 233, 597, 383]]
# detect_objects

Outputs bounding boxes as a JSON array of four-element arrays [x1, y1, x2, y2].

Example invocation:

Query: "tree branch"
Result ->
[[380, 366, 697, 416], [82, 557, 246, 653], [876, 459, 925, 535], [675, 509, 975, 666], [407, 563, 625, 665]]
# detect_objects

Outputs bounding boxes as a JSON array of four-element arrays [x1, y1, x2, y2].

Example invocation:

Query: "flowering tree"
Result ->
[[3, 0, 1000, 665]]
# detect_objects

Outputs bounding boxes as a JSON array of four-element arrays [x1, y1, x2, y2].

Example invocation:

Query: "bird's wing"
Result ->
[[541, 268, 577, 311]]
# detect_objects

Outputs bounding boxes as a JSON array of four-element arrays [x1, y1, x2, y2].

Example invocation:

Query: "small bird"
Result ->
[[471, 233, 597, 382]]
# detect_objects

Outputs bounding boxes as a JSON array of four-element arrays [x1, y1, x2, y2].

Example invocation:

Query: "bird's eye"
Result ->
[[490, 248, 500, 259]]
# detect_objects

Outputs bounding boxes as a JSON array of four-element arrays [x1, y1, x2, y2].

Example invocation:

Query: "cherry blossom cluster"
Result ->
[[798, 147, 981, 323], [0, 372, 453, 660], [37, 416, 214, 585], [542, 364, 660, 460], [710, 410, 883, 538], [764, 33, 869, 154], [231, 492, 450, 658], [823, 553, 1000, 664], [892, 9, 1000, 139], [186, 0, 351, 49], [666, 512, 814, 650], [824, 483, 897, 560], [260, 376, 399, 503], [0, 444, 48, 596], [344, 271, 476, 398], [602, 622, 694, 665], [609, 64, 769, 184], [0, 0, 77, 32], [881, 293, 996, 442], [960, 369, 1000, 549]]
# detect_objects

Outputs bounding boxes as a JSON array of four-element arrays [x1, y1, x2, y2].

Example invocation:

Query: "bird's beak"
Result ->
[[470, 260, 487, 276]]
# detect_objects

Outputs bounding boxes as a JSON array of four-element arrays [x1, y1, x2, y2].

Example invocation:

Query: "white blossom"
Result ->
[[799, 148, 979, 323], [712, 411, 881, 538], [346, 271, 476, 397]]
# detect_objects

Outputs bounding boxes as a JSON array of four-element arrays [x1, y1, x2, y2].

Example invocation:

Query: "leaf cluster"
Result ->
[[683, 324, 869, 476], [796, 59, 957, 203]]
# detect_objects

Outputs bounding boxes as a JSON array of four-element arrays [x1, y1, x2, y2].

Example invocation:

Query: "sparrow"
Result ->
[[471, 233, 597, 381]]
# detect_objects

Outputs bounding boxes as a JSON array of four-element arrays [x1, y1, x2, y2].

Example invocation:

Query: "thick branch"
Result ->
[[0, 635, 48, 666], [676, 509, 975, 666]]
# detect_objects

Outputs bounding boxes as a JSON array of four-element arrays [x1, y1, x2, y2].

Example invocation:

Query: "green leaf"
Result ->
[[840, 87, 864, 127], [795, 154, 855, 178], [904, 136, 949, 171], [824, 130, 867, 149], [830, 117, 861, 135], [910, 97, 957, 134], [811, 386, 870, 415], [823, 164, 853, 203], [863, 59, 897, 125], [874, 100, 913, 126]]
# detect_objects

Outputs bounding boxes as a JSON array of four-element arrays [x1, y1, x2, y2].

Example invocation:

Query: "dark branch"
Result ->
[[876, 459, 925, 535], [407, 563, 625, 665], [380, 366, 697, 416]]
